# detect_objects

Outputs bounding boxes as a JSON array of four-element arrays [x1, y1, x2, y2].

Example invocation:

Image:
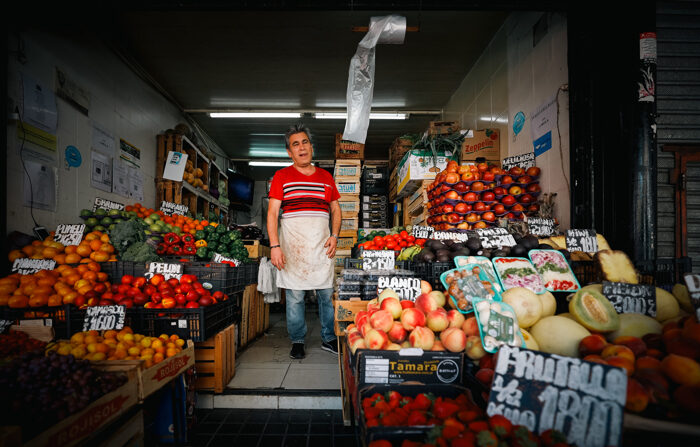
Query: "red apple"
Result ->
[[482, 211, 496, 222], [445, 191, 459, 200], [441, 184, 451, 193], [454, 182, 468, 193], [505, 212, 515, 219], [500, 175, 514, 185], [482, 172, 495, 182], [447, 213, 461, 224], [518, 175, 533, 184], [512, 203, 525, 212], [443, 204, 454, 214], [526, 166, 541, 177], [520, 194, 534, 204], [494, 186, 507, 196], [464, 192, 478, 202], [526, 183, 541, 193], [466, 213, 479, 223], [455, 202, 468, 213], [502, 195, 517, 206], [527, 203, 540, 213], [477, 162, 489, 172], [461, 172, 475, 182], [457, 165, 470, 175], [457, 222, 470, 230], [493, 203, 506, 214], [471, 181, 485, 192], [473, 221, 488, 229], [473, 202, 486, 212], [509, 166, 524, 176], [481, 191, 495, 201]]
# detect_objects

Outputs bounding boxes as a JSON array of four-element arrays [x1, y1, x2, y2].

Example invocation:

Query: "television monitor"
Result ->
[[228, 172, 255, 205]]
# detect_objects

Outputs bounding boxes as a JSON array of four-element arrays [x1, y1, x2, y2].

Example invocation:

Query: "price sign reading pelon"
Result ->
[[93, 197, 124, 212], [527, 218, 555, 237], [12, 258, 56, 275], [145, 262, 183, 280], [53, 224, 86, 246], [487, 345, 627, 447], [213, 253, 240, 267], [82, 305, 126, 332], [602, 281, 656, 317], [566, 229, 598, 252], [362, 250, 395, 271], [412, 225, 434, 239], [160, 201, 189, 216], [377, 276, 422, 301], [476, 228, 517, 249]]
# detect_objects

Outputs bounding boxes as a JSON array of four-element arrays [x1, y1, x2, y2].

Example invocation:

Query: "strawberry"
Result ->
[[539, 429, 568, 447], [408, 410, 428, 426], [467, 421, 489, 433], [487, 414, 512, 439], [511, 425, 540, 447], [451, 432, 476, 447], [414, 392, 434, 410], [476, 430, 498, 447], [369, 441, 392, 447], [434, 401, 460, 420], [457, 410, 481, 423]]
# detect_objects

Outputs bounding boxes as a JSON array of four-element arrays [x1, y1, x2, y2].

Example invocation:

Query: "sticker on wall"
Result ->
[[65, 145, 82, 168], [512, 111, 525, 136]]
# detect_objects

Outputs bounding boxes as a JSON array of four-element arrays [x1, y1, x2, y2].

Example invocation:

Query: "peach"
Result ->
[[475, 368, 494, 387], [636, 356, 662, 371], [613, 336, 647, 358], [583, 355, 608, 365], [345, 323, 357, 334], [665, 337, 700, 359], [579, 334, 609, 358], [420, 280, 432, 294], [642, 333, 664, 351], [429, 290, 446, 308], [426, 308, 449, 332], [601, 345, 635, 363], [682, 321, 700, 345], [369, 310, 394, 333], [646, 348, 665, 359], [441, 327, 467, 353], [387, 321, 408, 344], [400, 307, 426, 331], [347, 330, 363, 345], [634, 368, 670, 393], [401, 340, 411, 348], [349, 337, 366, 354], [661, 354, 700, 386], [465, 335, 486, 360], [415, 293, 439, 315], [400, 300, 415, 309], [366, 298, 380, 312], [662, 328, 682, 344], [431, 340, 446, 351], [447, 309, 465, 329], [359, 321, 373, 337], [409, 326, 435, 350], [386, 343, 402, 351], [625, 378, 650, 413], [354, 310, 369, 327], [364, 328, 389, 350], [380, 297, 403, 320], [462, 316, 479, 337], [673, 385, 700, 413], [378, 288, 399, 305], [607, 356, 635, 376]]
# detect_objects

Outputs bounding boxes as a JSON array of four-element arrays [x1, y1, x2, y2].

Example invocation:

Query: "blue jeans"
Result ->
[[285, 288, 335, 344]]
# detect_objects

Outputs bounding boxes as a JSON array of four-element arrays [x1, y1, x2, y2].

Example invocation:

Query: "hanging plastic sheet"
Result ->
[[343, 15, 406, 144]]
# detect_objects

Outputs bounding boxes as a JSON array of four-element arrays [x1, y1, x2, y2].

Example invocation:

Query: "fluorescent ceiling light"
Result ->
[[249, 161, 293, 167], [314, 112, 407, 120], [479, 116, 508, 124], [210, 112, 301, 118], [249, 133, 285, 136], [249, 150, 288, 157]]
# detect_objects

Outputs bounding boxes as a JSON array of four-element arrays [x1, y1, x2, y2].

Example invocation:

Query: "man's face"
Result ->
[[287, 132, 313, 165]]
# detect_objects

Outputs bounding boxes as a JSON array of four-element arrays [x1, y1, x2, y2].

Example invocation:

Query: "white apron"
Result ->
[[277, 216, 334, 290]]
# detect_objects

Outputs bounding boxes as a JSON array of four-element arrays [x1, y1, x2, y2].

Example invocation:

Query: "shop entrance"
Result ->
[[666, 145, 700, 272]]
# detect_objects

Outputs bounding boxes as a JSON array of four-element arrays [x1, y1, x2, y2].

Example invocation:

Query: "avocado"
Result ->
[[421, 249, 436, 262], [466, 237, 481, 253], [492, 249, 508, 258], [511, 244, 527, 257], [428, 240, 446, 251], [538, 243, 553, 250], [521, 235, 539, 250], [436, 249, 451, 259], [437, 253, 451, 263]]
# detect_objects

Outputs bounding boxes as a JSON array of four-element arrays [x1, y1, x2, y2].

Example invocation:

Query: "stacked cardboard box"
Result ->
[[335, 161, 361, 271]]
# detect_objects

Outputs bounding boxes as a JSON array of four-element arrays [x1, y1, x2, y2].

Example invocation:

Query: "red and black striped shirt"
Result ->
[[268, 166, 340, 218]]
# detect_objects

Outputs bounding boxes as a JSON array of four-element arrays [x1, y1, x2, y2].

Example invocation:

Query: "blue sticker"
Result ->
[[533, 131, 552, 156], [513, 112, 525, 135], [65, 146, 82, 167]]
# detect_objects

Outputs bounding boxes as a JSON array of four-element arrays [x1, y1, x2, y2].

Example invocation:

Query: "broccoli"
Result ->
[[109, 219, 146, 250], [121, 241, 161, 262]]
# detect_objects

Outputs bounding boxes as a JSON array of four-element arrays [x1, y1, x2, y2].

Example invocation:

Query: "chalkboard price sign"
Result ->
[[487, 345, 627, 447], [146, 262, 183, 280], [93, 197, 124, 212], [160, 201, 189, 216], [565, 229, 598, 252], [502, 152, 535, 171], [432, 231, 471, 242], [377, 276, 422, 301], [683, 274, 700, 311], [0, 320, 12, 334], [412, 225, 434, 239], [476, 228, 516, 249], [54, 224, 86, 246], [213, 252, 240, 267], [602, 281, 656, 317], [12, 258, 56, 275], [82, 305, 126, 332], [362, 250, 395, 271], [527, 218, 555, 237]]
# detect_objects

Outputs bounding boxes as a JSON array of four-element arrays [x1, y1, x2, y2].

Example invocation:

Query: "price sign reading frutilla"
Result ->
[[53, 224, 86, 246], [476, 228, 517, 249], [213, 252, 240, 267], [93, 197, 124, 212], [602, 281, 656, 317], [684, 274, 700, 311], [527, 218, 556, 237], [362, 250, 395, 271], [432, 231, 471, 242], [487, 345, 627, 447], [160, 201, 189, 216], [12, 258, 56, 275], [412, 225, 434, 239], [145, 262, 183, 280], [566, 229, 598, 252], [502, 152, 536, 171], [377, 276, 422, 301], [82, 305, 126, 332]]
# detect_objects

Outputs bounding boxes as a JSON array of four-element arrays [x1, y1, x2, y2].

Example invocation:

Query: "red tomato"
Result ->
[[133, 277, 147, 288], [385, 240, 397, 249], [406, 235, 416, 243], [400, 230, 409, 238], [373, 236, 383, 245], [162, 297, 176, 308], [121, 275, 134, 285], [399, 240, 408, 248], [150, 274, 165, 286]]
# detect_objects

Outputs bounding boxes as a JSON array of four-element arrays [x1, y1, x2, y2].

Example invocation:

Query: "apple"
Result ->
[[520, 194, 534, 204], [527, 204, 540, 213], [387, 321, 408, 343], [464, 192, 478, 202], [458, 165, 470, 175], [415, 293, 439, 314], [440, 327, 467, 353], [445, 191, 460, 200], [490, 166, 502, 174], [443, 204, 454, 214], [454, 182, 468, 193], [481, 191, 495, 202], [465, 213, 479, 223], [494, 187, 507, 196], [428, 290, 446, 307], [509, 166, 524, 176], [477, 162, 489, 172], [526, 183, 541, 193], [455, 202, 468, 213], [473, 221, 488, 229], [508, 185, 522, 195], [426, 308, 449, 332], [473, 202, 486, 212], [500, 175, 514, 185], [518, 175, 533, 184], [441, 184, 451, 193], [447, 213, 461, 224], [447, 309, 465, 328], [526, 166, 541, 177], [482, 172, 495, 182], [461, 172, 475, 182], [420, 280, 432, 295], [457, 222, 470, 230], [505, 212, 515, 219], [482, 211, 496, 222], [364, 329, 389, 350], [380, 297, 403, 320], [502, 195, 517, 206], [409, 326, 435, 350], [493, 204, 506, 214], [471, 181, 485, 192], [445, 172, 460, 184], [512, 203, 525, 212], [400, 307, 426, 331]]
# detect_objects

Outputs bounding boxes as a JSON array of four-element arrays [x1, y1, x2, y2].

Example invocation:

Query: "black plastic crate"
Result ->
[[97, 261, 148, 281], [228, 266, 247, 293], [183, 261, 235, 295], [636, 257, 692, 291], [137, 298, 236, 342], [0, 304, 82, 339], [243, 262, 259, 285], [571, 260, 599, 286], [396, 261, 432, 281], [344, 258, 364, 269], [430, 262, 454, 290]]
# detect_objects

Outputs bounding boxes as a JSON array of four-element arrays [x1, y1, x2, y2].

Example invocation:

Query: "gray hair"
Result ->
[[284, 124, 313, 149]]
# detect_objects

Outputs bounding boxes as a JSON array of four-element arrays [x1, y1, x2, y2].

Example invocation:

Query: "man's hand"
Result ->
[[324, 236, 337, 258], [271, 247, 286, 270]]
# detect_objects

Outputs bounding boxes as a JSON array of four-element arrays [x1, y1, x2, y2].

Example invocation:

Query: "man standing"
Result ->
[[267, 124, 341, 359]]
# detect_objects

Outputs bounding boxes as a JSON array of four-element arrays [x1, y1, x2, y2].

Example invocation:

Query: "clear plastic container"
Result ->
[[341, 268, 365, 282]]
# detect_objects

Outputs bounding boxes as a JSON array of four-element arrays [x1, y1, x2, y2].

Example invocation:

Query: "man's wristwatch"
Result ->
[[330, 234, 338, 239], [270, 245, 280, 249]]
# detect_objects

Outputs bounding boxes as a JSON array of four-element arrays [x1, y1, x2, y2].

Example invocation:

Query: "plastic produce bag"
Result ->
[[257, 257, 281, 303]]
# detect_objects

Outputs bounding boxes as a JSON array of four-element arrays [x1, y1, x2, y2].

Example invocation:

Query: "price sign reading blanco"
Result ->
[[476, 228, 517, 249], [432, 231, 471, 242], [160, 201, 189, 216], [362, 250, 395, 271], [53, 224, 85, 246], [527, 218, 555, 237], [602, 281, 656, 317], [213, 252, 240, 267], [12, 258, 56, 275], [83, 305, 126, 331], [566, 229, 598, 252], [502, 153, 535, 171], [683, 274, 700, 310], [146, 262, 183, 280], [93, 197, 124, 212], [487, 346, 627, 447], [377, 276, 422, 301], [412, 225, 434, 239]]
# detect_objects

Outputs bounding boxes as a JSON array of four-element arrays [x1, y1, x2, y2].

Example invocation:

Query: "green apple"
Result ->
[[86, 217, 99, 227]]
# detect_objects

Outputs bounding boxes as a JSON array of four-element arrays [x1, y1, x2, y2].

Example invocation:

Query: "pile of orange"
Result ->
[[49, 327, 185, 366], [124, 202, 216, 235], [0, 261, 111, 308], [7, 231, 116, 264]]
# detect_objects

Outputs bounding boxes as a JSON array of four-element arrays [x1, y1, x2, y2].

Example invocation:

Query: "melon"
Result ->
[[520, 328, 540, 351], [558, 312, 578, 322], [501, 287, 543, 329], [569, 288, 620, 333], [672, 283, 694, 314], [655, 287, 680, 322], [538, 291, 557, 317], [606, 313, 662, 342], [529, 316, 591, 357]]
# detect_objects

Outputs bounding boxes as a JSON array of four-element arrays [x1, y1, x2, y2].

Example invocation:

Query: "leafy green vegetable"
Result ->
[[109, 219, 146, 250], [121, 241, 161, 262]]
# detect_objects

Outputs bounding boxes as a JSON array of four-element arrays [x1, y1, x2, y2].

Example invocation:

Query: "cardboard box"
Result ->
[[336, 179, 360, 195], [334, 160, 362, 178], [460, 129, 500, 161], [428, 120, 460, 135], [397, 150, 451, 198]]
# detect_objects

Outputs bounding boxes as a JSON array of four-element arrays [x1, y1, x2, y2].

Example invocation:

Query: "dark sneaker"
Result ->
[[290, 343, 305, 359], [321, 339, 339, 355]]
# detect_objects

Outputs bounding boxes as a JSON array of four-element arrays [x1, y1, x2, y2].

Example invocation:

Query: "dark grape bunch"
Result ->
[[0, 351, 126, 436], [0, 330, 47, 358]]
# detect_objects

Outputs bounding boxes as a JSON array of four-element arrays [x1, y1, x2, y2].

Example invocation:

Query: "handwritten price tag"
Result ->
[[362, 250, 395, 271], [82, 305, 126, 331], [54, 224, 85, 246], [566, 229, 598, 252]]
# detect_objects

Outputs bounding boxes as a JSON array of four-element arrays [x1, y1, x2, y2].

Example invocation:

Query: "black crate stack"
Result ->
[[360, 164, 390, 229]]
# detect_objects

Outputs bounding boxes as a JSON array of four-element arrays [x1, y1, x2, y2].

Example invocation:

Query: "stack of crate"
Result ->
[[402, 180, 431, 227], [360, 163, 390, 229], [335, 160, 361, 273]]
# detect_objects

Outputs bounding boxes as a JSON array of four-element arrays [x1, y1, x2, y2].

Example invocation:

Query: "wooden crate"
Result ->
[[239, 285, 268, 349], [244, 240, 271, 259], [155, 179, 183, 204], [97, 409, 144, 447], [402, 181, 430, 227], [339, 197, 361, 217], [195, 323, 237, 393], [334, 298, 368, 322], [389, 164, 399, 202], [428, 120, 460, 135], [336, 179, 361, 195], [335, 134, 365, 159], [389, 137, 414, 170], [336, 236, 357, 251], [334, 160, 362, 178]]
